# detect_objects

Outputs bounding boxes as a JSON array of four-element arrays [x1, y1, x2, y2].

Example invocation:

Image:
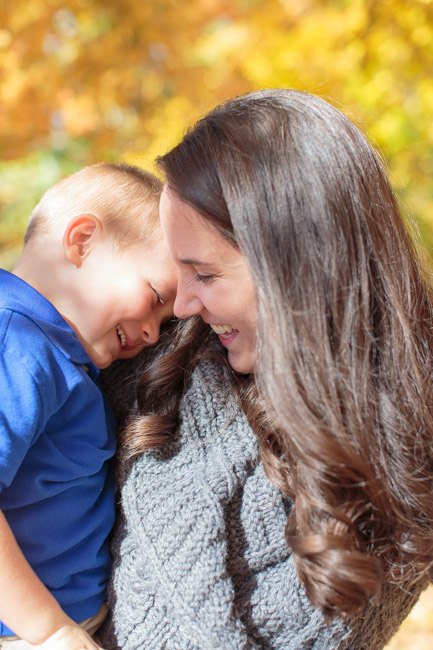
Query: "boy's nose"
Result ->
[[142, 318, 160, 345]]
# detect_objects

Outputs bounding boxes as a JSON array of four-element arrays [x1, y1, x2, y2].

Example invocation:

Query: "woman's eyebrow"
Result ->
[[178, 258, 216, 267]]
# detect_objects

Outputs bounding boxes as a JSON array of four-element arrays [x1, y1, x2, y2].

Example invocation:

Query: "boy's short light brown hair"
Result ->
[[25, 163, 162, 249]]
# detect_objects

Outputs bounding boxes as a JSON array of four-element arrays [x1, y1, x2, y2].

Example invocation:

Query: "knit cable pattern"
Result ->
[[100, 359, 428, 649]]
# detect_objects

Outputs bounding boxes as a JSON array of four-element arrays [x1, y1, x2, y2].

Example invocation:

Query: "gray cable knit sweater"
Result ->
[[100, 358, 428, 650]]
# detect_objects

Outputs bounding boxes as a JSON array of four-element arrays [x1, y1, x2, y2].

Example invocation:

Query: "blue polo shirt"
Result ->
[[0, 269, 116, 636]]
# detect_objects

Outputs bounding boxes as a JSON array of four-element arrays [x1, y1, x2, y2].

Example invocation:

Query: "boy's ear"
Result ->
[[63, 214, 102, 267]]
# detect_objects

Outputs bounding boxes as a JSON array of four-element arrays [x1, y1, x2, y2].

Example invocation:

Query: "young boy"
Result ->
[[0, 163, 178, 649]]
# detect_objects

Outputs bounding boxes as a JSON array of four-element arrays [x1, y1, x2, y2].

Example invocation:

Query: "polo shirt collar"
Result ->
[[0, 269, 98, 370]]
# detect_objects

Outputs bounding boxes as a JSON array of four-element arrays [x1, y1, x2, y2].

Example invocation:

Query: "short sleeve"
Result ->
[[0, 348, 45, 490]]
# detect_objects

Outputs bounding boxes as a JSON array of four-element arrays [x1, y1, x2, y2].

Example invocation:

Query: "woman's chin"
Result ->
[[227, 350, 255, 375]]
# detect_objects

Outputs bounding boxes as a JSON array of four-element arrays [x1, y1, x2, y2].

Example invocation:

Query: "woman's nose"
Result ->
[[173, 288, 202, 319]]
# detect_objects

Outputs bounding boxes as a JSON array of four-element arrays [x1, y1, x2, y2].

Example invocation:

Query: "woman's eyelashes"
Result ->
[[195, 272, 215, 283]]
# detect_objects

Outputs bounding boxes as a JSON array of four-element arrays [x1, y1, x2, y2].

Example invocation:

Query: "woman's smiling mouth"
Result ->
[[209, 324, 240, 345], [210, 324, 237, 336]]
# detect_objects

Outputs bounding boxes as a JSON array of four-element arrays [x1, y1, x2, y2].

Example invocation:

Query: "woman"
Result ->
[[100, 89, 433, 649]]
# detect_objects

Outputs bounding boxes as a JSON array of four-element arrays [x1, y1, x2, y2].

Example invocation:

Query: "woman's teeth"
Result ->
[[116, 324, 127, 347], [210, 324, 236, 335]]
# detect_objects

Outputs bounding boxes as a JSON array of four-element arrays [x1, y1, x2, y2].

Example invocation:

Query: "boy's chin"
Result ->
[[93, 357, 112, 369], [117, 344, 146, 360], [88, 345, 146, 368], [86, 349, 115, 369]]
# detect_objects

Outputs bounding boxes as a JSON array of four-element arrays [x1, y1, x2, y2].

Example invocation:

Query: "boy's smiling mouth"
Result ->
[[116, 324, 127, 348]]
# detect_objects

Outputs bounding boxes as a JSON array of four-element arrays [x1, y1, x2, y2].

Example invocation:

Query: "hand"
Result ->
[[32, 622, 105, 650]]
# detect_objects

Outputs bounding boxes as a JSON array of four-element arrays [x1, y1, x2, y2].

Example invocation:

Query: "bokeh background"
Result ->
[[1, 0, 433, 645]]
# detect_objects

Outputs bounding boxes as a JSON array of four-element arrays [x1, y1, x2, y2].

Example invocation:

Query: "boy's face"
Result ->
[[71, 232, 178, 368]]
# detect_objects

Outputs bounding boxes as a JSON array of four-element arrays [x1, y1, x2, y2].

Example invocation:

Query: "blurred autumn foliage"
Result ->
[[1, 0, 433, 269], [1, 0, 433, 644]]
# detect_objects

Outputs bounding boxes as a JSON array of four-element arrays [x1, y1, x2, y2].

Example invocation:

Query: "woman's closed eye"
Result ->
[[195, 272, 215, 283]]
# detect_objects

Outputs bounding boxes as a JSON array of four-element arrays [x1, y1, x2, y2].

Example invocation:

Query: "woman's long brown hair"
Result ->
[[125, 89, 433, 619]]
